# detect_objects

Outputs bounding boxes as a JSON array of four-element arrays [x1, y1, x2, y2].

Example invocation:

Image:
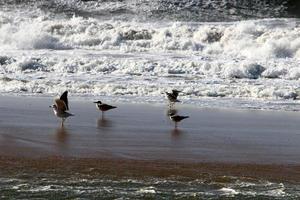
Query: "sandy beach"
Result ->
[[0, 96, 300, 198], [1, 95, 300, 164], [0, 95, 299, 178]]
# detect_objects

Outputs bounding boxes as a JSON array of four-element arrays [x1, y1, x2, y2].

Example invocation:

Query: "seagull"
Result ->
[[169, 114, 189, 129], [94, 101, 117, 117], [165, 89, 181, 107], [50, 91, 74, 127]]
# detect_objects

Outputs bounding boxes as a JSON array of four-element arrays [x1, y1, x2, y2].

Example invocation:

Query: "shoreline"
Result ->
[[1, 156, 300, 183], [1, 93, 300, 113]]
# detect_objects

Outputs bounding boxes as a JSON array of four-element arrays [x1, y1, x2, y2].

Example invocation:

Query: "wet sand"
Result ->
[[0, 96, 300, 182], [0, 156, 300, 183]]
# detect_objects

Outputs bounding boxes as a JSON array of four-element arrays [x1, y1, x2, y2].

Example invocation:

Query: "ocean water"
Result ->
[[0, 1, 300, 110], [1, 175, 300, 199]]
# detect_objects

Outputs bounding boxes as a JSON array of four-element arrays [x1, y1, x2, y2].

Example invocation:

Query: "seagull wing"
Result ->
[[55, 99, 67, 112], [171, 115, 189, 122], [59, 91, 69, 110], [172, 90, 181, 98], [104, 104, 117, 109], [165, 92, 174, 99]]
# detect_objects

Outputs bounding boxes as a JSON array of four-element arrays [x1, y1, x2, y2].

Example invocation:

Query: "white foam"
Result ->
[[0, 50, 299, 110], [262, 183, 286, 197], [137, 186, 156, 194], [29, 185, 55, 192], [219, 187, 239, 196], [1, 14, 299, 58], [1, 10, 300, 110]]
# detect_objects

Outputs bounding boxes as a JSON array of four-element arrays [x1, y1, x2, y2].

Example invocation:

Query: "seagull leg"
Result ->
[[175, 122, 178, 129], [61, 118, 65, 127]]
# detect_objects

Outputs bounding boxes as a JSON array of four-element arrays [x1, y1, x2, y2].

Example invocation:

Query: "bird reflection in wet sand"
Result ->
[[171, 128, 183, 139], [97, 118, 113, 128], [55, 126, 69, 144]]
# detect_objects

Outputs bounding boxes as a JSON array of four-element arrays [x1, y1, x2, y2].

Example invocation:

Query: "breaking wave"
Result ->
[[0, 1, 300, 110]]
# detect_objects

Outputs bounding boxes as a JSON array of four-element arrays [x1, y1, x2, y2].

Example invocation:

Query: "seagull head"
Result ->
[[93, 101, 102, 105], [49, 104, 57, 109]]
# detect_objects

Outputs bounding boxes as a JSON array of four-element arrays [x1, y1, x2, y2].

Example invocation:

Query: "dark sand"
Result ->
[[0, 96, 300, 182]]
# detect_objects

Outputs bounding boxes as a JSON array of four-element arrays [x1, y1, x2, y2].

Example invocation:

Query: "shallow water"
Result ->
[[0, 175, 299, 199]]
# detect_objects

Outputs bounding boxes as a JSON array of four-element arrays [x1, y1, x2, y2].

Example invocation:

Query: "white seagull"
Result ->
[[50, 91, 74, 127]]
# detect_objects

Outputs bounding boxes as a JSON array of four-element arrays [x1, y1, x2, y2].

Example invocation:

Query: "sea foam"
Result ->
[[0, 12, 300, 110]]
